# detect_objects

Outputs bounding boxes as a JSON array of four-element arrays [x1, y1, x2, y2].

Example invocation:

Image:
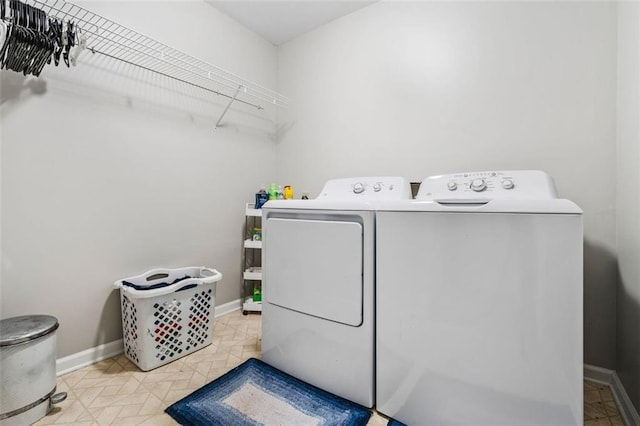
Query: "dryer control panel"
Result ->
[[318, 177, 412, 200], [417, 170, 558, 202]]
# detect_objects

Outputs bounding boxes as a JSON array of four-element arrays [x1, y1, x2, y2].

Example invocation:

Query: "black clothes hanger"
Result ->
[[0, 21, 13, 67], [1, 0, 81, 75], [3, 1, 39, 74], [48, 17, 62, 66], [62, 20, 73, 67]]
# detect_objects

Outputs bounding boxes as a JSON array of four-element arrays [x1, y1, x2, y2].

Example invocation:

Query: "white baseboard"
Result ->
[[214, 298, 242, 318], [585, 364, 640, 426], [56, 339, 124, 376], [584, 363, 615, 385], [612, 372, 640, 426], [56, 298, 242, 376]]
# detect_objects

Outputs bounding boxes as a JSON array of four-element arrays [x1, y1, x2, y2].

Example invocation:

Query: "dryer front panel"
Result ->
[[265, 217, 363, 326]]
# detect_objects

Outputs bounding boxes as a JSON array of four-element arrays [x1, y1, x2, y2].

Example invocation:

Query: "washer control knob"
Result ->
[[502, 179, 514, 190], [353, 182, 365, 194], [470, 178, 487, 192], [447, 181, 458, 191], [373, 183, 382, 192]]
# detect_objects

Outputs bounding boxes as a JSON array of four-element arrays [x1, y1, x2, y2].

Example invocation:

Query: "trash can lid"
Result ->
[[0, 315, 59, 346]]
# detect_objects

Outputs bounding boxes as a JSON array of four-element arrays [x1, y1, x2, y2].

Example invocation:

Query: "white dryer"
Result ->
[[376, 171, 583, 425], [262, 177, 412, 408]]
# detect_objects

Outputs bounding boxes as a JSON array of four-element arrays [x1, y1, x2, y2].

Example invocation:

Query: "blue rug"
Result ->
[[387, 419, 406, 426], [165, 358, 372, 425]]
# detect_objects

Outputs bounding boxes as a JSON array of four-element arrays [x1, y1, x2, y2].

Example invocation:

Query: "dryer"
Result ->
[[262, 177, 412, 408], [376, 171, 583, 425]]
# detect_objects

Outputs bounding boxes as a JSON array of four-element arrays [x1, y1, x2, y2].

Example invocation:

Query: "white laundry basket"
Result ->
[[114, 266, 223, 371]]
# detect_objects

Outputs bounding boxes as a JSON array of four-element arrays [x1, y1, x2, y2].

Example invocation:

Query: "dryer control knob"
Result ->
[[470, 178, 487, 192], [353, 182, 365, 194], [447, 181, 458, 191], [502, 179, 514, 190], [373, 183, 382, 192]]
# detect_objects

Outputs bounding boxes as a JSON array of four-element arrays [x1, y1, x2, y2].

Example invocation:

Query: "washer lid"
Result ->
[[0, 315, 59, 346]]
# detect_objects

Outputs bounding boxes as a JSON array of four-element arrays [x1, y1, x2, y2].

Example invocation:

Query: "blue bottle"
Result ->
[[255, 187, 268, 209]]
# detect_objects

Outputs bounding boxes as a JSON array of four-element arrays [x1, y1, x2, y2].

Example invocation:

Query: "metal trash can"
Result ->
[[0, 315, 67, 425]]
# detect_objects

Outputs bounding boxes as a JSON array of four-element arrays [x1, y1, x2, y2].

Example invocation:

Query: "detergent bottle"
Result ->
[[268, 183, 278, 200]]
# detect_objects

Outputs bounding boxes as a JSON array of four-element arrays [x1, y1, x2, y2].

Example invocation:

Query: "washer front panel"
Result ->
[[376, 210, 583, 425]]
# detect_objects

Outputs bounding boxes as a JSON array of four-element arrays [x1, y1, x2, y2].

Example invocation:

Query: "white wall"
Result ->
[[277, 1, 618, 367], [0, 1, 277, 357], [616, 1, 640, 411], [0, 0, 628, 380]]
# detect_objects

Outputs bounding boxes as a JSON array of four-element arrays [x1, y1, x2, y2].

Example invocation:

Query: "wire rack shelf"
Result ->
[[12, 0, 289, 125]]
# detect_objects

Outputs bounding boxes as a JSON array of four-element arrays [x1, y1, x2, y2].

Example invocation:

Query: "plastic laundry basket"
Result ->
[[113, 266, 223, 371]]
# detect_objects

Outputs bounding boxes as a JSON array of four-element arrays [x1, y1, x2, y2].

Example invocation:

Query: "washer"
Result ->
[[376, 170, 583, 425], [262, 177, 412, 408]]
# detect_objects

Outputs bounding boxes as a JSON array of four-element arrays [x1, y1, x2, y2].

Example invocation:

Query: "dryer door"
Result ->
[[264, 218, 363, 326]]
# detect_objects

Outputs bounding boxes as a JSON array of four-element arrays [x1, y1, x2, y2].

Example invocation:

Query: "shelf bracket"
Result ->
[[215, 85, 242, 129]]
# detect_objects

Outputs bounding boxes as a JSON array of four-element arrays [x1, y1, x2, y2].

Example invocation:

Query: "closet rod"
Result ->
[[67, 24, 253, 102], [89, 49, 263, 111]]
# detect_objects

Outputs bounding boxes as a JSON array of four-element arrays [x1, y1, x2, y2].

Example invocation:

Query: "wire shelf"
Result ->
[[17, 0, 289, 113]]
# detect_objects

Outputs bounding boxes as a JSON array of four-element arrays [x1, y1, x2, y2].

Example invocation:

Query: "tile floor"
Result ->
[[38, 310, 622, 425], [584, 382, 625, 426]]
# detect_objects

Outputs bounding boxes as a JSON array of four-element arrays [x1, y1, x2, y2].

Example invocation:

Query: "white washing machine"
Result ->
[[376, 170, 583, 425], [262, 177, 412, 408]]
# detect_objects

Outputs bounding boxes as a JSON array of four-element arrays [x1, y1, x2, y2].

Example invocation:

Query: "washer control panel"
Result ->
[[319, 176, 413, 200], [417, 170, 558, 201]]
